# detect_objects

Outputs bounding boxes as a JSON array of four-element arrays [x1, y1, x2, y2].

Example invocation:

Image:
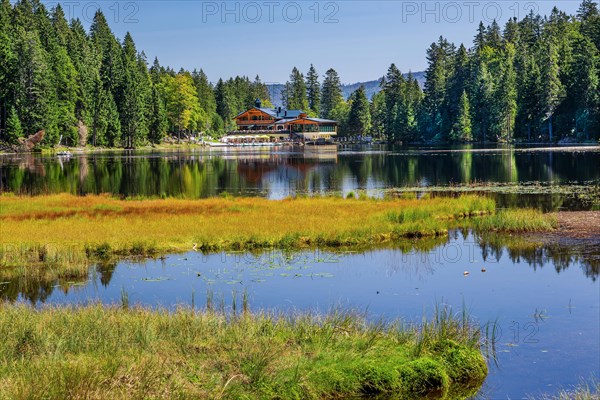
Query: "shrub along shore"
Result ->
[[0, 194, 556, 275], [0, 304, 487, 399]]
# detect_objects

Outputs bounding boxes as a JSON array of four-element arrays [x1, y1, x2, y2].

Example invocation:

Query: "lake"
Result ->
[[1, 144, 599, 398], [1, 145, 599, 210], [1, 231, 598, 399]]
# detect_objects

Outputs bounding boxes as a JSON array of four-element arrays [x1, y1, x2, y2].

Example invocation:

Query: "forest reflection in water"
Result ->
[[1, 146, 599, 209], [1, 231, 597, 305]]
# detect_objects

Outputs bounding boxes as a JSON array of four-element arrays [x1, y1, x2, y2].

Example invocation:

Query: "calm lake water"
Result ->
[[1, 232, 599, 399], [1, 145, 599, 210], [2, 145, 599, 398]]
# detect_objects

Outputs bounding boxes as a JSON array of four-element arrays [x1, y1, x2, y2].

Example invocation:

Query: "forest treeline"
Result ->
[[0, 0, 598, 148]]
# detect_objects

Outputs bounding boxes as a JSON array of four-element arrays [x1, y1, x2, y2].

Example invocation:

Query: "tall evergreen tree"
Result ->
[[422, 36, 455, 139], [320, 68, 343, 119], [148, 85, 167, 143], [285, 67, 308, 110], [539, 40, 564, 141], [346, 86, 371, 137], [5, 106, 23, 144], [119, 32, 148, 148], [450, 91, 472, 141], [306, 64, 320, 116], [14, 29, 57, 143]]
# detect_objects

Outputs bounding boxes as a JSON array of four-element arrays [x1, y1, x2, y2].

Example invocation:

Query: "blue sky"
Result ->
[[46, 1, 581, 83]]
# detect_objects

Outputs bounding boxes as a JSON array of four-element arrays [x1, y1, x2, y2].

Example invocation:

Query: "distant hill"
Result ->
[[266, 71, 425, 107]]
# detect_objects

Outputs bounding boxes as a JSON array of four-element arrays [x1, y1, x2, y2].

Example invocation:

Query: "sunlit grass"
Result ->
[[0, 303, 487, 399], [0, 194, 555, 271]]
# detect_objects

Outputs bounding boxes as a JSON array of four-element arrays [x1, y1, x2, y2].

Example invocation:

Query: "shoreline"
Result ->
[[0, 142, 599, 157]]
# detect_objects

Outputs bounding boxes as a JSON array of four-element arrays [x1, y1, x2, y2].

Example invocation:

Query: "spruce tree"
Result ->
[[346, 86, 371, 137], [119, 32, 148, 148], [285, 67, 308, 110], [148, 86, 167, 143], [450, 91, 472, 141], [15, 29, 57, 143], [306, 64, 320, 116], [320, 68, 343, 119], [6, 106, 23, 144]]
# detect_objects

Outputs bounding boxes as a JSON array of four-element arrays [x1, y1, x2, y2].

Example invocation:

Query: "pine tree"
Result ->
[[306, 64, 320, 116], [450, 91, 472, 141], [14, 29, 57, 143], [539, 40, 563, 141], [370, 90, 386, 139], [577, 0, 600, 49], [285, 67, 308, 110], [0, 0, 15, 137], [48, 5, 78, 146], [423, 37, 455, 139], [470, 47, 494, 142], [68, 18, 100, 132], [5, 106, 23, 144], [320, 68, 343, 119], [494, 43, 517, 141], [346, 86, 371, 137], [569, 35, 599, 139], [119, 32, 148, 148], [250, 75, 271, 106], [444, 44, 469, 139], [382, 64, 404, 136], [192, 69, 219, 134], [148, 85, 167, 143]]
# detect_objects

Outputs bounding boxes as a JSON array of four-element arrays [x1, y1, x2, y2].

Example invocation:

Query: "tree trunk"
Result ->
[[548, 114, 553, 142]]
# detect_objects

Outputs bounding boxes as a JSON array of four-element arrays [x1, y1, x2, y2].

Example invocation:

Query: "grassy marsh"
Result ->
[[0, 194, 556, 272], [0, 304, 487, 399]]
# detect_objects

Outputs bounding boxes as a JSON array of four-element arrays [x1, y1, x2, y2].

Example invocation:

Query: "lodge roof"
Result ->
[[234, 107, 306, 120]]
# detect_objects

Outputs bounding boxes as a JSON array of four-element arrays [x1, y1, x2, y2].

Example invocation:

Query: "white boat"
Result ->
[[56, 150, 73, 157]]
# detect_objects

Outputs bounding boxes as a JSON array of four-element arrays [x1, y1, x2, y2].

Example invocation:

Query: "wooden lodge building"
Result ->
[[226, 100, 337, 143]]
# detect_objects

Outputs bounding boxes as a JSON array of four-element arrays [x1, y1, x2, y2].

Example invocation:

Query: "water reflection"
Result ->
[[1, 232, 597, 304], [1, 232, 598, 398], [1, 146, 598, 207]]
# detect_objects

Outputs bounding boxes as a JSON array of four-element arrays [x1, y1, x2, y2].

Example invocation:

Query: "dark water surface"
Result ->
[[1, 145, 599, 210], [2, 232, 598, 399]]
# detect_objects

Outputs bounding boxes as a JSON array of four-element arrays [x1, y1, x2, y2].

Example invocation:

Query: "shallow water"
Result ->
[[1, 145, 599, 210], [2, 232, 598, 399]]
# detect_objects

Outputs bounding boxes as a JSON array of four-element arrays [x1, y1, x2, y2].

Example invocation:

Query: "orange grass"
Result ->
[[0, 194, 554, 269]]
